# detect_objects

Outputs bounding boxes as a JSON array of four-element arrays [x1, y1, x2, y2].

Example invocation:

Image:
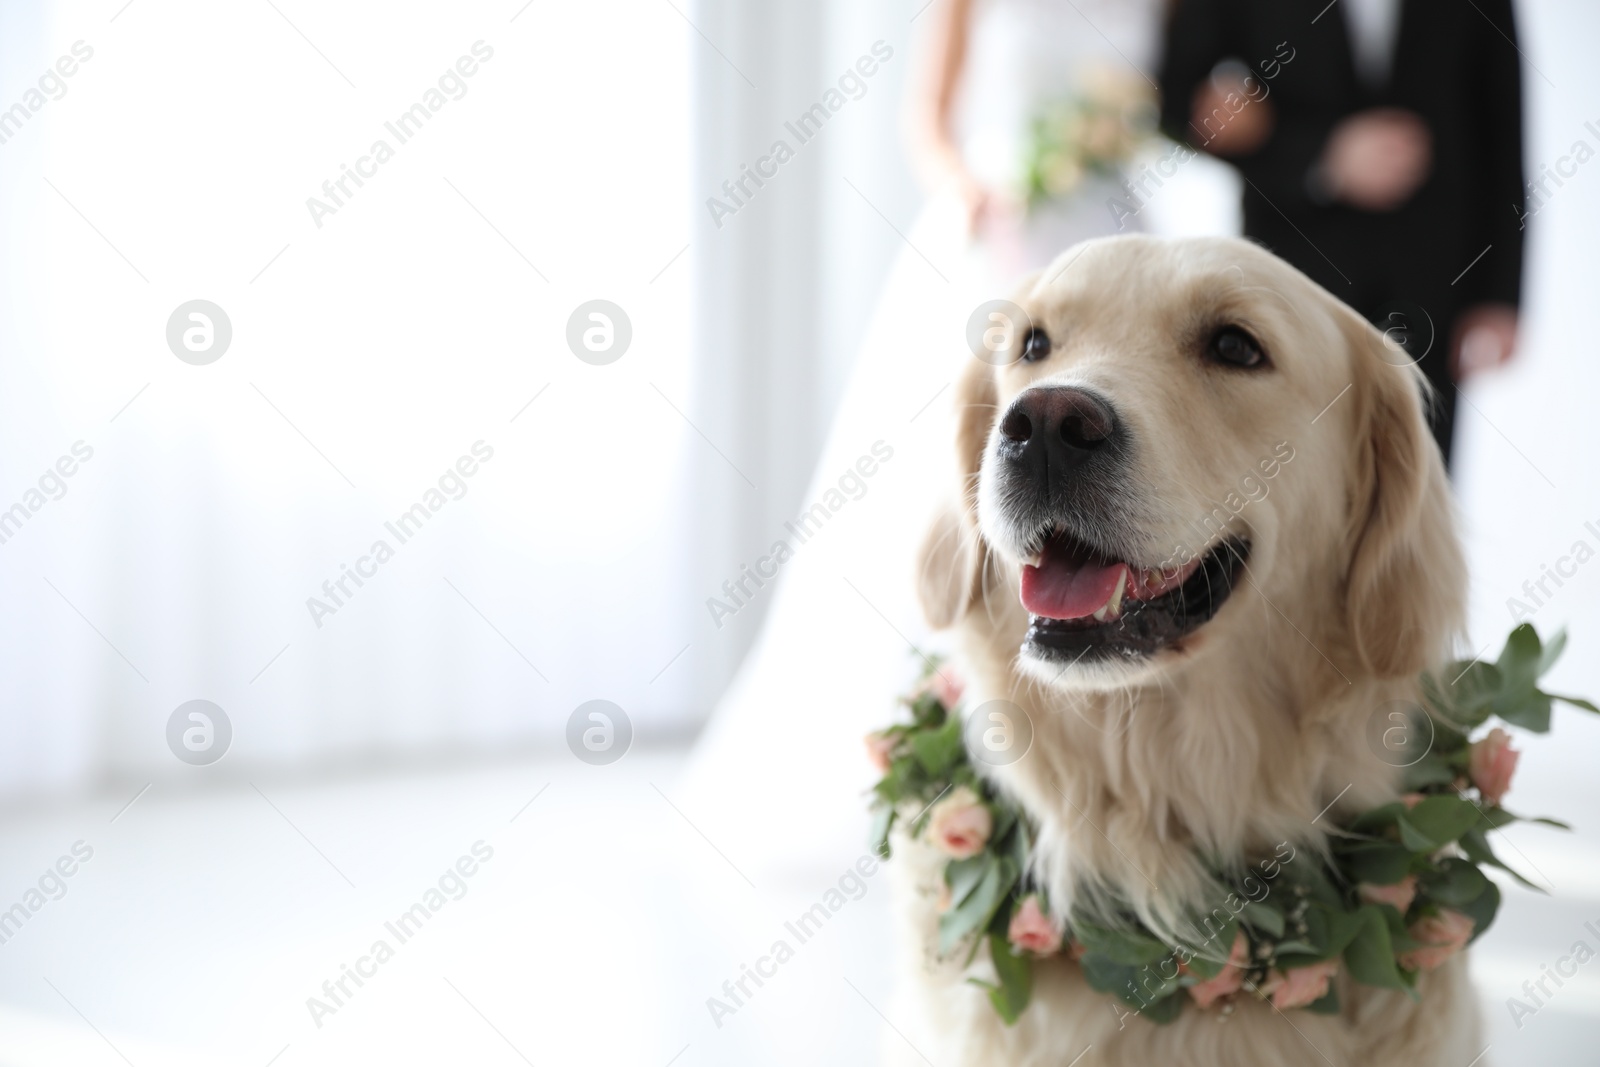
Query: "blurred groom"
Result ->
[[1159, 0, 1526, 465]]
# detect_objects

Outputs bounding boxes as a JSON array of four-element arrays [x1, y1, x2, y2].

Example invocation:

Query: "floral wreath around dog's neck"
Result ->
[[865, 624, 1595, 1024]]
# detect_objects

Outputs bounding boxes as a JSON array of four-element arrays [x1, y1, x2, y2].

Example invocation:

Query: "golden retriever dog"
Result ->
[[896, 235, 1475, 1066]]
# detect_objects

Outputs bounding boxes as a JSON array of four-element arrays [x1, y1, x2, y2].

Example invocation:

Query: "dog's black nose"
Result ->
[[998, 386, 1119, 467]]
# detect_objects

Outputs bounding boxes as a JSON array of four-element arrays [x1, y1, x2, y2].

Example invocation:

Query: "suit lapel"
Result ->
[[1313, 0, 1365, 101]]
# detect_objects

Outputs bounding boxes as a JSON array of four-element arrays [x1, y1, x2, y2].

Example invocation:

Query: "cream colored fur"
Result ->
[[898, 236, 1478, 1066]]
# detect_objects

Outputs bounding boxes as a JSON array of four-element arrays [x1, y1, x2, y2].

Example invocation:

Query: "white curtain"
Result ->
[[683, 0, 921, 702], [0, 0, 697, 796]]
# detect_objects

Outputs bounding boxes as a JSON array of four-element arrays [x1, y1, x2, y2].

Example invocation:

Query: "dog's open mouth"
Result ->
[[1019, 530, 1250, 661]]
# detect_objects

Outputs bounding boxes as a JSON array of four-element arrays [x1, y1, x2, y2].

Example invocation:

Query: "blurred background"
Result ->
[[0, 0, 1595, 1063]]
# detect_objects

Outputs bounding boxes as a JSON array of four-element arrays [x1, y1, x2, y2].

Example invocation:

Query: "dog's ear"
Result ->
[[916, 500, 982, 629], [916, 333, 1001, 629], [919, 270, 1045, 628], [1340, 309, 1464, 677]]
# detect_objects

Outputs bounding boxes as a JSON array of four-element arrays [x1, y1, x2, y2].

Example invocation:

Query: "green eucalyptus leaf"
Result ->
[[908, 691, 944, 728], [1475, 806, 1519, 831], [945, 853, 992, 911], [1401, 752, 1460, 790], [1008, 817, 1032, 875], [1077, 951, 1181, 1011], [1344, 906, 1405, 988], [1477, 805, 1574, 836], [1139, 990, 1185, 1024], [1497, 624, 1543, 689], [912, 716, 965, 776], [1419, 670, 1451, 718], [1074, 920, 1171, 966], [1387, 923, 1422, 953], [868, 805, 895, 859], [1428, 716, 1472, 754], [1456, 826, 1492, 861], [1181, 919, 1236, 980], [1537, 629, 1568, 676], [989, 802, 1018, 848], [939, 855, 1015, 955], [1240, 901, 1285, 938], [1550, 692, 1600, 714], [986, 892, 1019, 939], [1350, 802, 1406, 834], [1272, 939, 1319, 956], [1376, 901, 1410, 938], [970, 979, 1025, 1026], [1457, 877, 1502, 943], [1396, 817, 1437, 852], [1181, 950, 1224, 981], [1282, 907, 1332, 961], [1305, 985, 1341, 1014], [1420, 857, 1490, 907], [1283, 858, 1345, 909], [983, 934, 1034, 1024], [1076, 953, 1143, 1003], [1435, 661, 1501, 727], [1338, 841, 1414, 885], [1400, 795, 1481, 848], [873, 763, 905, 804], [1319, 905, 1369, 960], [871, 784, 894, 811], [1491, 626, 1550, 729], [1494, 690, 1552, 733], [1458, 828, 1547, 893]]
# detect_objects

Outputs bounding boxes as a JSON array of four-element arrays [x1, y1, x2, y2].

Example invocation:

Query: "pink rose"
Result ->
[[1399, 909, 1475, 971], [1187, 930, 1250, 1009], [1470, 727, 1520, 806], [927, 786, 991, 859], [1358, 875, 1418, 915], [864, 732, 897, 773], [1262, 959, 1340, 1010], [923, 669, 965, 709], [1007, 894, 1062, 956]]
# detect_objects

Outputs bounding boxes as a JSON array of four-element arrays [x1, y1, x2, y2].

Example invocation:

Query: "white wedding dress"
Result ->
[[678, 0, 1229, 883]]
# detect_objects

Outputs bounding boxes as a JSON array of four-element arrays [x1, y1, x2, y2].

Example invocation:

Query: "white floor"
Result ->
[[0, 746, 1594, 1066], [0, 749, 895, 1067]]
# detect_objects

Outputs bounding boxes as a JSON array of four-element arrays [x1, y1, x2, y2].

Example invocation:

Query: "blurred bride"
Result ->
[[680, 0, 1224, 882], [912, 0, 1168, 280]]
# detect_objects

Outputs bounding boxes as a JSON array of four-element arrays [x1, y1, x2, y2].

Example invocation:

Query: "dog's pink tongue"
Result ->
[[1020, 551, 1129, 620]]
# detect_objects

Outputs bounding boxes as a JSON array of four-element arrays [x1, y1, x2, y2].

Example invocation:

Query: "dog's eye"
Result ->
[[1021, 327, 1052, 363], [1208, 326, 1267, 369]]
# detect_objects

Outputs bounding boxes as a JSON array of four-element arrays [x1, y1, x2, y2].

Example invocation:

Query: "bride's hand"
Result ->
[[954, 171, 995, 235], [950, 167, 1018, 237]]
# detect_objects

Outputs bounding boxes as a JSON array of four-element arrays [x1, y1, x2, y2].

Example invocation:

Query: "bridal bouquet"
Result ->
[[1022, 67, 1157, 207], [866, 624, 1595, 1024]]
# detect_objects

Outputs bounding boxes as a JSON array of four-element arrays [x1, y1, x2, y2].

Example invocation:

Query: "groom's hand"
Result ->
[[1453, 303, 1519, 379], [1319, 108, 1433, 211], [1188, 77, 1274, 157]]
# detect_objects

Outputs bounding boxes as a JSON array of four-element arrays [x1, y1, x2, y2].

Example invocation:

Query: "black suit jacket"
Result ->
[[1158, 0, 1525, 354]]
